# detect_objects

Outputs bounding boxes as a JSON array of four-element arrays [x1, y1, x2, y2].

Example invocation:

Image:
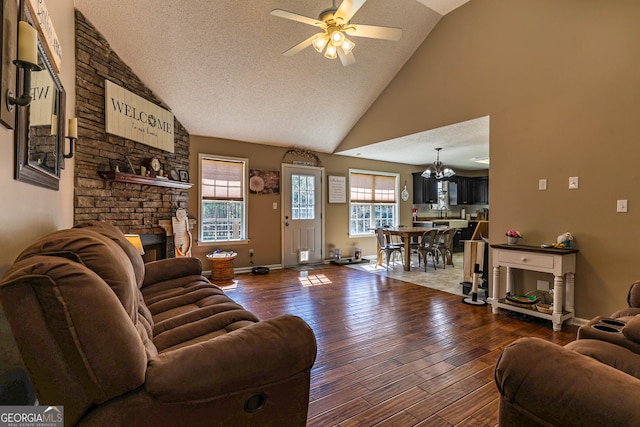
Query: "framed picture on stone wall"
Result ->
[[179, 170, 189, 182]]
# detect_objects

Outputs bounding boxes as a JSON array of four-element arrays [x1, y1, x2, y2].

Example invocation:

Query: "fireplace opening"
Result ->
[[139, 234, 167, 262]]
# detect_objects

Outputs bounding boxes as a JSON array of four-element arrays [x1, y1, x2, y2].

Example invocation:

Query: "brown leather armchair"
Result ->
[[0, 222, 317, 426], [495, 281, 640, 426]]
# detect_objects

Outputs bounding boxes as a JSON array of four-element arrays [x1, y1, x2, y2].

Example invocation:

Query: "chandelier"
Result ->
[[311, 8, 355, 59], [422, 148, 455, 179]]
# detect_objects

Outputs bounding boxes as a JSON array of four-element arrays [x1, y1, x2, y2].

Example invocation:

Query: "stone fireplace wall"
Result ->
[[74, 10, 190, 241]]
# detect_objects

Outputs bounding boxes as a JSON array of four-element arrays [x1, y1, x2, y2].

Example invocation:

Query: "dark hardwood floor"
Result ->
[[222, 264, 578, 426]]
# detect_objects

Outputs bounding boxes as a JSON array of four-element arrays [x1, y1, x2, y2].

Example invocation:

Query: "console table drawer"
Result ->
[[497, 250, 554, 269]]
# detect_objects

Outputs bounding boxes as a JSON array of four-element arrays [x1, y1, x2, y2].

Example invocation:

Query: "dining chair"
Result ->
[[376, 228, 403, 270], [417, 228, 439, 271], [435, 228, 457, 268]]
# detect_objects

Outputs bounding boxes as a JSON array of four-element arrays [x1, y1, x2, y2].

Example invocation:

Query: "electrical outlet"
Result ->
[[249, 249, 254, 257], [617, 200, 628, 213], [536, 280, 550, 291]]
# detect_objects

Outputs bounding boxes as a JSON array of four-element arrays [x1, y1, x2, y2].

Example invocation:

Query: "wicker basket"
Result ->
[[535, 303, 553, 314], [503, 298, 536, 310]]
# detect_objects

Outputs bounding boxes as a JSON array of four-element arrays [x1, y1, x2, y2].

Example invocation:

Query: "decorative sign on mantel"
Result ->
[[26, 0, 62, 73], [105, 80, 175, 152]]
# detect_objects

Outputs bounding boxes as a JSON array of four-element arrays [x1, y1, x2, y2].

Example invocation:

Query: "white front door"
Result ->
[[282, 164, 324, 266]]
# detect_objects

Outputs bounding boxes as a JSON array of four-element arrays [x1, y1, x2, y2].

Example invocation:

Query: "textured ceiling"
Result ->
[[74, 0, 477, 165], [336, 116, 490, 170]]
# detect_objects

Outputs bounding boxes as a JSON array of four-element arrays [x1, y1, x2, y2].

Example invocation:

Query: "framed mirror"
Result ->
[[14, 2, 65, 190]]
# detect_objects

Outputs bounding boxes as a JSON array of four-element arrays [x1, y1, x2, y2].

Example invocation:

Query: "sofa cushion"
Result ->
[[142, 276, 259, 352], [566, 339, 640, 379], [622, 315, 640, 343], [628, 280, 640, 308], [74, 221, 145, 289], [0, 256, 148, 424], [15, 227, 157, 359]]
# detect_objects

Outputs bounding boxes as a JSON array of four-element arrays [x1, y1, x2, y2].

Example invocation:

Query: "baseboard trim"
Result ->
[[203, 264, 283, 277]]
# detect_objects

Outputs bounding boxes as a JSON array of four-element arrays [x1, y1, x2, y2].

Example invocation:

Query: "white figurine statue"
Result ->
[[556, 232, 574, 248]]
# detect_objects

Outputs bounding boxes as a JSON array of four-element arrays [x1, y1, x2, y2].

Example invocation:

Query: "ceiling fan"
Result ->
[[271, 0, 402, 66]]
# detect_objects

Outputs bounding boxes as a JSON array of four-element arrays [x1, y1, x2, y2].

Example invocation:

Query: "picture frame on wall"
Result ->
[[179, 170, 189, 182], [249, 169, 280, 194]]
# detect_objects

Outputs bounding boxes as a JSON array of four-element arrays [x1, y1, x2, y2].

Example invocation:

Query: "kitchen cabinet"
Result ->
[[455, 176, 489, 205], [458, 221, 478, 249], [473, 177, 489, 204], [412, 172, 438, 204], [456, 177, 473, 204]]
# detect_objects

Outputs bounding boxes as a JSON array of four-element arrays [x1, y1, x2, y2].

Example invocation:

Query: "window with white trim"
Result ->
[[349, 170, 398, 236], [199, 155, 247, 243]]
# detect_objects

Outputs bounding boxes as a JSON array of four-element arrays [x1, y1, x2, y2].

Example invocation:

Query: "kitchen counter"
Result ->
[[413, 219, 470, 228]]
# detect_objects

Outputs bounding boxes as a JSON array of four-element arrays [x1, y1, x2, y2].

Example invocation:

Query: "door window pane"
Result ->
[[292, 174, 315, 220]]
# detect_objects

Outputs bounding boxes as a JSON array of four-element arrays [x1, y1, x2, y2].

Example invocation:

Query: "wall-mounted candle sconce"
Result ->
[[63, 117, 77, 159], [6, 21, 41, 111]]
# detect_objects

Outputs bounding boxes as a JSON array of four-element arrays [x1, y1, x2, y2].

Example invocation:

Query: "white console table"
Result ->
[[491, 244, 578, 331]]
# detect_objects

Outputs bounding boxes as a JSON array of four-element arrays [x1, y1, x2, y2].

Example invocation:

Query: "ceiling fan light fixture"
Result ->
[[312, 33, 329, 52], [330, 28, 345, 46], [324, 44, 338, 59], [271, 0, 403, 66], [341, 37, 355, 54]]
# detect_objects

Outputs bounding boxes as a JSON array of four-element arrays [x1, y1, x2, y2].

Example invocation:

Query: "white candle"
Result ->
[[68, 117, 78, 138], [50, 114, 57, 135], [17, 21, 38, 65]]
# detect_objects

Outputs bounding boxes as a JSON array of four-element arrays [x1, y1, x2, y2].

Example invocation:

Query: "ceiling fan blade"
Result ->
[[282, 34, 317, 57], [345, 24, 402, 41], [337, 48, 356, 66], [335, 0, 367, 23], [271, 9, 325, 28]]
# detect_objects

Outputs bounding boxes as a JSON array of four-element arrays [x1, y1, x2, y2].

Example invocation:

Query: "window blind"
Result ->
[[350, 173, 396, 203], [202, 158, 244, 201]]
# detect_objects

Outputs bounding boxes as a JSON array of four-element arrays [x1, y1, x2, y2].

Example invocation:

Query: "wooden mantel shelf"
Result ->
[[98, 171, 193, 189]]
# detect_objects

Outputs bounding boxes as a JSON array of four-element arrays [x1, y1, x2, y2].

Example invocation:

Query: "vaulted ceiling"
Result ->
[[74, 0, 486, 168]]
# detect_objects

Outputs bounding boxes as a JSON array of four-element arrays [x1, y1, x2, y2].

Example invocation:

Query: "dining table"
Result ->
[[383, 226, 440, 271]]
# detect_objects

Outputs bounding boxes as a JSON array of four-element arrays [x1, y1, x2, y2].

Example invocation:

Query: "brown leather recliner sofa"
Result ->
[[495, 281, 640, 427], [0, 221, 317, 426]]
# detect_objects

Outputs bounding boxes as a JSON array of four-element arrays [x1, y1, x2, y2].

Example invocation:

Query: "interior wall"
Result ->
[[0, 0, 75, 274], [0, 0, 75, 381], [338, 0, 640, 319], [189, 135, 418, 269]]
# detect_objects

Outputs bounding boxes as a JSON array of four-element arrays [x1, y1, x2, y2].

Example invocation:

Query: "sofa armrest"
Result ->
[[612, 307, 640, 319], [143, 257, 203, 287], [145, 315, 317, 402], [495, 337, 640, 427]]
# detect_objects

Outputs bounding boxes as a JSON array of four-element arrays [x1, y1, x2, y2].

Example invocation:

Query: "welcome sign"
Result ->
[[29, 67, 55, 126], [105, 80, 175, 152]]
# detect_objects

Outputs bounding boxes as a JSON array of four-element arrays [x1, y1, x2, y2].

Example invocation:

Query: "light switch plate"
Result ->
[[617, 200, 628, 213], [569, 176, 579, 189], [538, 179, 547, 190]]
